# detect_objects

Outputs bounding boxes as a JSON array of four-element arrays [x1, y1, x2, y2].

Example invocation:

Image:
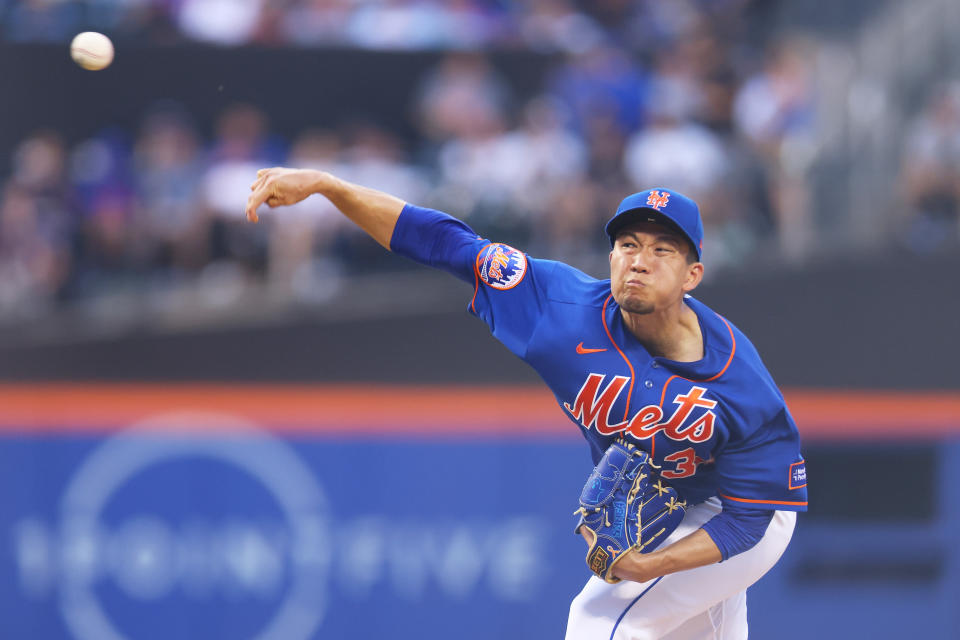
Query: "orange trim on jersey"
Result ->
[[470, 260, 480, 313], [659, 313, 737, 407], [705, 315, 737, 380], [654, 314, 736, 458], [658, 377, 677, 409], [719, 493, 808, 507], [471, 243, 492, 313], [601, 294, 635, 423]]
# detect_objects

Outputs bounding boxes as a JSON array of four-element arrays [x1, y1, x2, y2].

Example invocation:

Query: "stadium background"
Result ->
[[1, 0, 958, 638]]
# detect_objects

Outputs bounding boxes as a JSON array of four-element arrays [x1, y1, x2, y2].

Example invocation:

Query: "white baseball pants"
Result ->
[[565, 498, 796, 640]]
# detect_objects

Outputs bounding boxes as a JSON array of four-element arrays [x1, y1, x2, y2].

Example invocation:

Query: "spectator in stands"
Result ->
[[546, 45, 647, 137], [496, 97, 589, 218], [132, 105, 207, 274], [200, 104, 284, 286], [733, 37, 816, 263], [529, 177, 603, 268], [1, 0, 83, 42], [176, 0, 264, 45], [202, 103, 284, 224], [0, 132, 74, 316], [414, 52, 513, 147], [900, 81, 960, 252], [516, 0, 605, 54], [264, 128, 345, 301], [415, 53, 516, 226], [279, 0, 351, 47], [0, 1, 826, 320], [344, 0, 502, 50]]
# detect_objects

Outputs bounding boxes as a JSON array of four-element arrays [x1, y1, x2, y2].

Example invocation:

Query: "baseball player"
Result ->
[[245, 169, 808, 639]]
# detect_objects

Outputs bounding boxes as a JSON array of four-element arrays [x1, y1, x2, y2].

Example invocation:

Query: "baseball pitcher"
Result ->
[[245, 169, 808, 639]]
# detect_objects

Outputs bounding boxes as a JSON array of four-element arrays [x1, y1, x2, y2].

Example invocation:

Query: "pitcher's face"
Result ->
[[609, 221, 702, 314]]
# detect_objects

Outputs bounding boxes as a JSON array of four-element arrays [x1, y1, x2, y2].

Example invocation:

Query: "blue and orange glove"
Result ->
[[575, 440, 687, 583]]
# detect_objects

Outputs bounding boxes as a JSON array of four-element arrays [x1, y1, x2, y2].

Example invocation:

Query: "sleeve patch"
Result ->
[[476, 243, 527, 290], [789, 460, 807, 490]]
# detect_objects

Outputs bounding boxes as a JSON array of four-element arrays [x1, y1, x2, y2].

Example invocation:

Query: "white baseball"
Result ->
[[70, 32, 114, 71]]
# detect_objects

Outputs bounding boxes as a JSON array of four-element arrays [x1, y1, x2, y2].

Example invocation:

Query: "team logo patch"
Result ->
[[477, 243, 527, 290], [789, 460, 807, 490], [646, 190, 670, 210]]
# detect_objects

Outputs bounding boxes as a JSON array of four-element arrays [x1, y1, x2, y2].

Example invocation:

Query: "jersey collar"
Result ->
[[604, 294, 736, 380]]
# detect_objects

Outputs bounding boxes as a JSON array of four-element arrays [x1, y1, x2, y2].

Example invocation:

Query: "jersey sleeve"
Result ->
[[715, 408, 808, 512], [389, 203, 482, 284], [389, 203, 554, 359], [700, 506, 774, 561]]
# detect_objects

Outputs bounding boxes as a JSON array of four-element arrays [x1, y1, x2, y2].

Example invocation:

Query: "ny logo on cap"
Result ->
[[646, 190, 670, 210]]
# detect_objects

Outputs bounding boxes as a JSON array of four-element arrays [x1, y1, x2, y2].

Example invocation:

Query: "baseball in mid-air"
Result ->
[[70, 32, 114, 71]]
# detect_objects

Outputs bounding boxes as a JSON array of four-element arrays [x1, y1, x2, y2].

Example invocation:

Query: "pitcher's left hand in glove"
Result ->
[[575, 440, 687, 583]]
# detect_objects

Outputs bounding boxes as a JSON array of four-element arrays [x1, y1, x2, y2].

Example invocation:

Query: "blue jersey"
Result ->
[[392, 205, 808, 513]]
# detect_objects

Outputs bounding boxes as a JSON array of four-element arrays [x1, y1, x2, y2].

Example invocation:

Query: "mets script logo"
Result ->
[[477, 243, 527, 290], [646, 190, 670, 210], [564, 373, 716, 443]]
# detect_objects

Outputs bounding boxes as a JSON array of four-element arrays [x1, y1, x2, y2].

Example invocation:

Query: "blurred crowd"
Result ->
[[0, 0, 830, 321], [5, 0, 764, 51], [899, 81, 960, 254]]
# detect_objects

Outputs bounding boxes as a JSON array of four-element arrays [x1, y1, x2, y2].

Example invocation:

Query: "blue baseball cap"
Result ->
[[604, 188, 703, 261]]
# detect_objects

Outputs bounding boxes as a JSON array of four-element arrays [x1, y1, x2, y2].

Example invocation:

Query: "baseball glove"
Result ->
[[575, 440, 687, 583]]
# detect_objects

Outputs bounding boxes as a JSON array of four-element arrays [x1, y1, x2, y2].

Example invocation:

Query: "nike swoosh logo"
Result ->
[[576, 342, 608, 355]]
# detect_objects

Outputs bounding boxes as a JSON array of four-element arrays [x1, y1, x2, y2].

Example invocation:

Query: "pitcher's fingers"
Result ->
[[256, 167, 283, 182], [245, 194, 260, 222], [245, 184, 272, 221], [250, 170, 272, 192]]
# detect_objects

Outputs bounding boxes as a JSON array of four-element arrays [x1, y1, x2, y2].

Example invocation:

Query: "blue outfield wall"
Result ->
[[1, 412, 958, 639]]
